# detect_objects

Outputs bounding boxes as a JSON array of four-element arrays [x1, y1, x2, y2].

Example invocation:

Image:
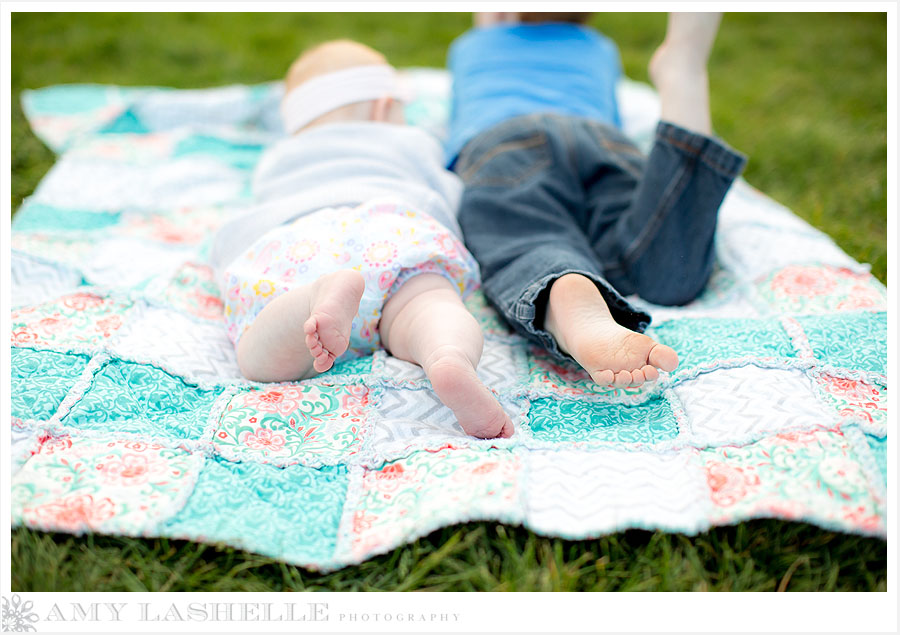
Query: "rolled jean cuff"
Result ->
[[656, 121, 748, 179], [486, 251, 651, 362]]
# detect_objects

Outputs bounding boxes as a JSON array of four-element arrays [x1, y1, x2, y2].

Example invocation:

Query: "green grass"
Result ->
[[11, 520, 888, 592], [10, 12, 888, 592]]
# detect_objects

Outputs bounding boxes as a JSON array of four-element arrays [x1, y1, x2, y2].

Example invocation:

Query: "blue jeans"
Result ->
[[453, 114, 747, 360]]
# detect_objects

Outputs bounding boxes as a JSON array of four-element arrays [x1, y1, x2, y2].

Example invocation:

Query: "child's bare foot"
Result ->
[[545, 274, 678, 387], [303, 269, 365, 373], [424, 345, 514, 439]]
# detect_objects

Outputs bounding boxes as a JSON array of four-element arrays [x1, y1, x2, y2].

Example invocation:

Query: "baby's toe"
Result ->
[[306, 335, 324, 356], [313, 352, 334, 373]]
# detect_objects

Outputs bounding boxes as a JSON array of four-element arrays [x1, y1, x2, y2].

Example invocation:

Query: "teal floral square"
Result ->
[[797, 312, 886, 375], [648, 317, 796, 374], [161, 457, 348, 568], [526, 396, 678, 445], [526, 345, 648, 399], [11, 348, 90, 420], [63, 360, 223, 440]]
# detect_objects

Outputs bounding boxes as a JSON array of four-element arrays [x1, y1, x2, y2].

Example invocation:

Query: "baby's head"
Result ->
[[280, 40, 407, 134]]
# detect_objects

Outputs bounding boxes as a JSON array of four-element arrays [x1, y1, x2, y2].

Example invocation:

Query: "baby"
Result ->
[[211, 40, 513, 439], [447, 13, 747, 388]]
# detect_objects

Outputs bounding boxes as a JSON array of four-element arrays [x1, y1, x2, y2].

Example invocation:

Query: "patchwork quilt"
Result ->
[[9, 70, 888, 570]]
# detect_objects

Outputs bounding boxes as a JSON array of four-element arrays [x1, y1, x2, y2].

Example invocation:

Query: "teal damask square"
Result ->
[[316, 354, 373, 383], [161, 457, 348, 568], [11, 347, 91, 420], [526, 396, 679, 445], [648, 317, 796, 374], [797, 312, 886, 375], [173, 134, 264, 171], [62, 360, 223, 440], [12, 202, 123, 232]]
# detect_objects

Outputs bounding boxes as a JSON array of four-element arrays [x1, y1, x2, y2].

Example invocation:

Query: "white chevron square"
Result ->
[[370, 386, 524, 459], [83, 237, 191, 289], [477, 339, 522, 396], [525, 448, 710, 537], [379, 339, 522, 397], [112, 303, 242, 383], [381, 355, 427, 386], [11, 252, 83, 309], [673, 366, 838, 447]]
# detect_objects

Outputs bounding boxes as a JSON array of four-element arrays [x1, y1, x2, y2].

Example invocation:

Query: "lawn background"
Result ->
[[9, 11, 888, 591]]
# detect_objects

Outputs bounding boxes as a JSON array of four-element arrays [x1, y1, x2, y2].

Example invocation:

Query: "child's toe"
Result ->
[[641, 365, 659, 382], [613, 370, 632, 387], [590, 368, 616, 386], [630, 368, 646, 386]]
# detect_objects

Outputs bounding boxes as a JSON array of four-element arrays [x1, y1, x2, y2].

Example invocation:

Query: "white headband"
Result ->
[[279, 64, 408, 134]]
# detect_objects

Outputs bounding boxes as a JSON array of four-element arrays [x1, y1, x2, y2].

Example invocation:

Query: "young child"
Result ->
[[448, 12, 747, 388], [211, 40, 513, 439]]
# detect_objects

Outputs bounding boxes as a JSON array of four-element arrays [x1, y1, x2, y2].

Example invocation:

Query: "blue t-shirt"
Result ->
[[445, 23, 623, 166]]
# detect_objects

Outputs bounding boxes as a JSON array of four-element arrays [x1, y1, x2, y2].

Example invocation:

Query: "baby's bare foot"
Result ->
[[424, 346, 514, 439], [545, 274, 678, 388], [303, 270, 365, 373]]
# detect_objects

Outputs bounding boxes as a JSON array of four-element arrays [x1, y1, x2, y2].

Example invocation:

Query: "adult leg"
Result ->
[[379, 273, 513, 438], [649, 12, 721, 136]]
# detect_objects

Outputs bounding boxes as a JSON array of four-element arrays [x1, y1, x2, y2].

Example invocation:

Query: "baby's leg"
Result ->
[[545, 273, 679, 387], [236, 270, 364, 382], [648, 12, 722, 136], [380, 273, 514, 439]]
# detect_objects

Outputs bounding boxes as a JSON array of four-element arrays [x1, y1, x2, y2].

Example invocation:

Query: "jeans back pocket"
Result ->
[[456, 119, 553, 188]]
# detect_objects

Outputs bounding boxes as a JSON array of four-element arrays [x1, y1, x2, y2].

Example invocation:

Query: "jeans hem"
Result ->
[[656, 121, 748, 178]]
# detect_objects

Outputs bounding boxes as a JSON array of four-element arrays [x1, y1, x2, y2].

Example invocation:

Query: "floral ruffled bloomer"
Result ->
[[222, 197, 480, 356]]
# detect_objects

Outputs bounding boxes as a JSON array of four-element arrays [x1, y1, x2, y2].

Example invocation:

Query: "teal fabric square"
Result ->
[[11, 348, 91, 420], [161, 457, 348, 567], [317, 354, 373, 382], [649, 317, 795, 373], [23, 85, 114, 115], [527, 396, 678, 444], [12, 203, 121, 232], [864, 433, 887, 488], [63, 360, 222, 440], [797, 312, 886, 375], [98, 108, 150, 135], [173, 135, 264, 171]]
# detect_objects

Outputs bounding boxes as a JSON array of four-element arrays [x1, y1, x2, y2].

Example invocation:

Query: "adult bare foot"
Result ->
[[544, 274, 678, 387], [648, 12, 722, 136], [303, 269, 366, 372], [424, 345, 514, 439]]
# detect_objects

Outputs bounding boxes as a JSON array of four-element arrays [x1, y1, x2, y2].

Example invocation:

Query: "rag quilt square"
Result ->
[[9, 69, 888, 570]]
